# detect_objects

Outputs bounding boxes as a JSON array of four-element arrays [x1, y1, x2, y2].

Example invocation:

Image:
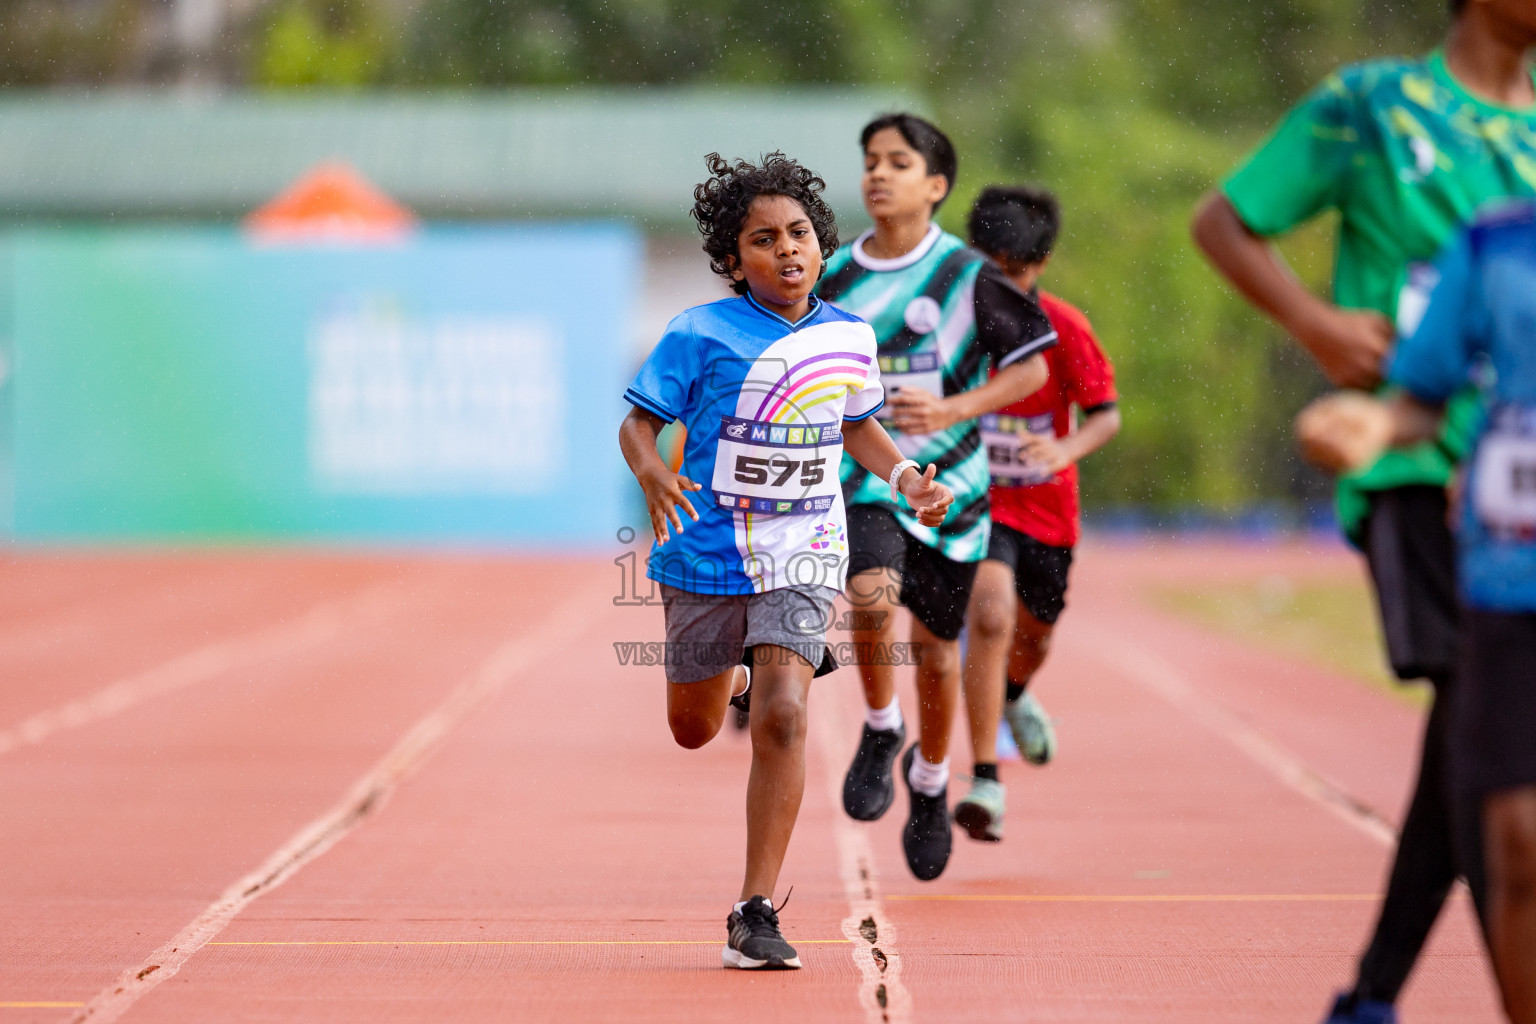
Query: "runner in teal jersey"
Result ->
[[816, 114, 1056, 881], [1193, 3, 1536, 1020], [819, 229, 1052, 561]]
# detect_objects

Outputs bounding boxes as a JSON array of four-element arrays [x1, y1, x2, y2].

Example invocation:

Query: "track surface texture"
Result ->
[[0, 540, 1497, 1022]]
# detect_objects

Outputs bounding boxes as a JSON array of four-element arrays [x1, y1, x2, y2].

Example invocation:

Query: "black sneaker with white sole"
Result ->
[[729, 663, 752, 728], [722, 895, 800, 970], [841, 722, 906, 821], [900, 744, 952, 881]]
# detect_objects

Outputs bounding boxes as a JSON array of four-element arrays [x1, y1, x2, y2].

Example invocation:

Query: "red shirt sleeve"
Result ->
[[1041, 293, 1116, 410]]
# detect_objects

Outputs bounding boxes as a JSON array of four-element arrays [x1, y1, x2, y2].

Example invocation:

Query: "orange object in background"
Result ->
[[244, 162, 416, 242], [662, 425, 687, 473]]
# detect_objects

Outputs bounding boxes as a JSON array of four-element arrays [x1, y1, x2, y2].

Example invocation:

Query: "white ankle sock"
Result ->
[[865, 697, 902, 732], [734, 897, 770, 914], [907, 750, 949, 797]]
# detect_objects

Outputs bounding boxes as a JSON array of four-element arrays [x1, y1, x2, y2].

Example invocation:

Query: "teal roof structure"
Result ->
[[0, 90, 916, 225]]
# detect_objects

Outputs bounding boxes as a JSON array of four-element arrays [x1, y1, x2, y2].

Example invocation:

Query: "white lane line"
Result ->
[[0, 567, 286, 660], [1087, 634, 1396, 846], [811, 680, 913, 1024], [69, 587, 594, 1024], [0, 583, 406, 757]]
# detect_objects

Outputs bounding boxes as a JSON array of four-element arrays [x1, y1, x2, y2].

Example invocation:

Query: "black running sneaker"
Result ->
[[723, 895, 800, 970], [900, 744, 952, 881], [729, 663, 752, 724], [841, 722, 906, 821]]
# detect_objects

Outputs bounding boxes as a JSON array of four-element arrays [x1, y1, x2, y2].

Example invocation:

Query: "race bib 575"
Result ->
[[711, 415, 842, 517]]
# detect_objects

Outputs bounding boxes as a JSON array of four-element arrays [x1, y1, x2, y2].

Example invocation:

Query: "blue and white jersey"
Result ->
[[625, 294, 884, 595], [1388, 199, 1536, 612]]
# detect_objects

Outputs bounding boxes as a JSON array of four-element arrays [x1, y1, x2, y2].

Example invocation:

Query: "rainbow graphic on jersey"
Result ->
[[753, 350, 874, 424]]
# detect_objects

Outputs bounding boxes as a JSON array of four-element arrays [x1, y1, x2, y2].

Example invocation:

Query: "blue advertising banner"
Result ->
[[4, 224, 639, 545]]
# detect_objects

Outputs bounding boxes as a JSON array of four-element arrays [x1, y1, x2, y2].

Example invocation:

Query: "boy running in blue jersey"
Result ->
[[816, 114, 1055, 881], [1297, 199, 1536, 1024], [619, 152, 953, 970]]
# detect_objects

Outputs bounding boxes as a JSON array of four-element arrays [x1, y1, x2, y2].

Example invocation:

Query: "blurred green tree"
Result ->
[[254, 0, 395, 87]]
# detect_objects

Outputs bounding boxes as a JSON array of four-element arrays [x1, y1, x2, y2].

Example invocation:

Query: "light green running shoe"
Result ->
[[1005, 691, 1057, 766], [953, 777, 1006, 842]]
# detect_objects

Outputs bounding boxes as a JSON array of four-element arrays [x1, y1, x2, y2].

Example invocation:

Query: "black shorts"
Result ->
[[984, 522, 1074, 625], [1360, 486, 1460, 683], [846, 505, 978, 642], [1454, 609, 1536, 799]]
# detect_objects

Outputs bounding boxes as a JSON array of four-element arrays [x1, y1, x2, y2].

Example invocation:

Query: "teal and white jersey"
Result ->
[[816, 226, 1057, 562]]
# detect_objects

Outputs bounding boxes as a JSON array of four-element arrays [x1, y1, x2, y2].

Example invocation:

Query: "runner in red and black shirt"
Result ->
[[952, 185, 1122, 844]]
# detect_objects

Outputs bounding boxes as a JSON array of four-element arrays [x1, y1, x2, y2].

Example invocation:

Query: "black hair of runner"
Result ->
[[966, 184, 1061, 269], [860, 113, 958, 210], [1450, 0, 1466, 14], [691, 152, 840, 296]]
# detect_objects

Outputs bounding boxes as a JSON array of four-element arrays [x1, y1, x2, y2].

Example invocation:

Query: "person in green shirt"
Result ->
[[1192, 2, 1536, 1022]]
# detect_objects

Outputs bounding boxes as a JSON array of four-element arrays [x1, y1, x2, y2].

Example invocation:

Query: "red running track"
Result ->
[[0, 541, 1497, 1022]]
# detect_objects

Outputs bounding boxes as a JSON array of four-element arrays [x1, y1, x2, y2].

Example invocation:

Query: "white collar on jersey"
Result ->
[[850, 223, 942, 272]]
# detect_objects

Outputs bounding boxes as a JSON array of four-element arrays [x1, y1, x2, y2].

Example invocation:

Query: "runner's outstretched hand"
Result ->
[[638, 467, 702, 544], [899, 463, 953, 527], [1294, 392, 1394, 474]]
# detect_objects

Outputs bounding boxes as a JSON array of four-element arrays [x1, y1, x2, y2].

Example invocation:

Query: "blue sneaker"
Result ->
[[1322, 992, 1396, 1024], [995, 722, 1022, 762]]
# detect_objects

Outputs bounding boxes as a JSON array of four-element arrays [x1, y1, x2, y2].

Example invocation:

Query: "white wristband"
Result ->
[[889, 459, 920, 502]]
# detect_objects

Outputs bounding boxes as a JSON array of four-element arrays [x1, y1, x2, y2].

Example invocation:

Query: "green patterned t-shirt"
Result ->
[[816, 226, 1057, 561], [1222, 50, 1536, 541]]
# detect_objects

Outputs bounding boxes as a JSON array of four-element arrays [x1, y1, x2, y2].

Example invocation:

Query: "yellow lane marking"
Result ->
[[207, 939, 851, 946], [888, 893, 1378, 903]]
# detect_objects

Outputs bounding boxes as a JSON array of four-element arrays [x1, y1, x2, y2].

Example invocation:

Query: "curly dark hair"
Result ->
[[690, 152, 839, 296]]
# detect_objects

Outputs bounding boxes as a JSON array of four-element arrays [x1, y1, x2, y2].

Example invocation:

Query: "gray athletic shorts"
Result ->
[[660, 584, 837, 684]]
